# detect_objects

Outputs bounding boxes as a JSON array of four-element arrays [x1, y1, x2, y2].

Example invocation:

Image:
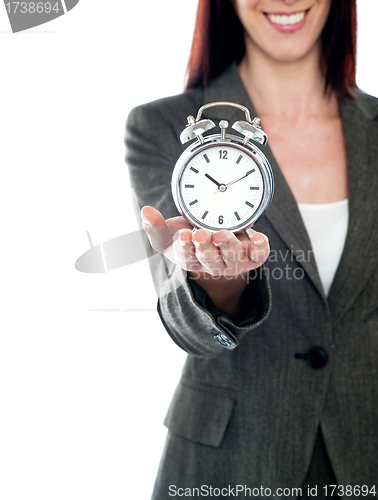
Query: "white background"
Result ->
[[0, 1, 377, 499]]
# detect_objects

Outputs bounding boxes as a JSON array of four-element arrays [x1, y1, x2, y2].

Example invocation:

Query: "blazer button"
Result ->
[[214, 333, 236, 347], [295, 346, 328, 369]]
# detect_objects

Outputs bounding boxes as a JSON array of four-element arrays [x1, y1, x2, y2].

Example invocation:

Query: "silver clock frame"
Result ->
[[172, 133, 274, 233]]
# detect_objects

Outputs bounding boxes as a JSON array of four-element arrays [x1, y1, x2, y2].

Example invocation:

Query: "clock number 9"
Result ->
[[218, 216, 224, 224], [219, 150, 228, 160]]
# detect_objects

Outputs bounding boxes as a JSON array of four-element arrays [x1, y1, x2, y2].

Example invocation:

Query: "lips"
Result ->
[[264, 8, 311, 33]]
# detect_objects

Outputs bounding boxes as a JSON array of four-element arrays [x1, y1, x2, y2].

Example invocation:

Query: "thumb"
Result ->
[[141, 206, 178, 252], [141, 206, 166, 226]]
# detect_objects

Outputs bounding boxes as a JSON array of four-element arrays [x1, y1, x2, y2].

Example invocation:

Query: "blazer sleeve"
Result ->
[[124, 100, 272, 357]]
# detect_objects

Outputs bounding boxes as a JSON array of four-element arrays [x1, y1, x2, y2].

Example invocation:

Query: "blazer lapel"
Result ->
[[203, 64, 325, 299], [327, 94, 378, 327]]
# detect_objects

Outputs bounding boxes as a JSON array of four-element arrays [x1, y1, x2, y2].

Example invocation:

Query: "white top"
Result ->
[[297, 199, 349, 297]]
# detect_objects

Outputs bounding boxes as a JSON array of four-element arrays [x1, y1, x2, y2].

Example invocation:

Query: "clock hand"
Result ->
[[214, 170, 255, 193], [224, 169, 255, 188], [205, 173, 222, 187]]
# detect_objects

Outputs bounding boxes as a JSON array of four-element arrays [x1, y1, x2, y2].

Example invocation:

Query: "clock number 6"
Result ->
[[219, 150, 228, 160], [219, 215, 224, 224]]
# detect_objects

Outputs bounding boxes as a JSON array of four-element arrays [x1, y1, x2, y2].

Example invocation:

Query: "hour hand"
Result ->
[[205, 173, 222, 187]]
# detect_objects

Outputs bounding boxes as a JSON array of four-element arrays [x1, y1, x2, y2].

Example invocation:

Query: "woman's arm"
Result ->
[[189, 272, 249, 321], [125, 99, 272, 356]]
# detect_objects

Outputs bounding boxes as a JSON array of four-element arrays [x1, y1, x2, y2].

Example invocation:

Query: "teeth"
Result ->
[[267, 11, 306, 25]]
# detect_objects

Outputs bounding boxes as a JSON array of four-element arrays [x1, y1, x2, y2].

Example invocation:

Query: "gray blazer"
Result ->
[[125, 64, 378, 496]]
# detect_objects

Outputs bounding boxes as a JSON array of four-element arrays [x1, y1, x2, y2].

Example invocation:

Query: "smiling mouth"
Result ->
[[265, 9, 310, 26]]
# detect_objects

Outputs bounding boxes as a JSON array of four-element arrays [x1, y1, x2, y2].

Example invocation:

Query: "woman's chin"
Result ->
[[256, 40, 320, 66]]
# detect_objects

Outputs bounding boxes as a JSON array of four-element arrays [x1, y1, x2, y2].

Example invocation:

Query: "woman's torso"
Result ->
[[125, 65, 378, 490]]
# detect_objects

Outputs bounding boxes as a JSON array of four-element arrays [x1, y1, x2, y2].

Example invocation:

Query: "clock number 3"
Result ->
[[219, 150, 228, 160]]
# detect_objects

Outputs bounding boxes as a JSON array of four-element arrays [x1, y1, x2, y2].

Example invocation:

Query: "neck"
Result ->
[[238, 39, 337, 123]]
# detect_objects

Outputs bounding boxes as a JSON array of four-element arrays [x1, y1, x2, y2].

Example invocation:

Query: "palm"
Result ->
[[142, 206, 269, 275]]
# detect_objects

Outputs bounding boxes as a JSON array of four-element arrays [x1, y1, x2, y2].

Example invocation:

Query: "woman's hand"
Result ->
[[141, 206, 270, 277], [141, 205, 270, 319]]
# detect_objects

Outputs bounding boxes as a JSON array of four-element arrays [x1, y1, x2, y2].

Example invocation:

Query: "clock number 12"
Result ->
[[219, 150, 228, 160]]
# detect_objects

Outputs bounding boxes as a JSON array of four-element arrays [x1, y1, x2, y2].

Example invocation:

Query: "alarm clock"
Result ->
[[171, 101, 274, 241]]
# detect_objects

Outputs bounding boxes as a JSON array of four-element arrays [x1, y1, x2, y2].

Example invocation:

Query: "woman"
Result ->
[[125, 0, 378, 497]]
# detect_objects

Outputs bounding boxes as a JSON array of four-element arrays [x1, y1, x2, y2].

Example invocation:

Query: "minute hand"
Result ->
[[225, 168, 255, 188]]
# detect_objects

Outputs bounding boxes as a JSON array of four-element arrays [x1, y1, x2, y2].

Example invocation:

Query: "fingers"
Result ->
[[244, 229, 270, 265], [191, 228, 270, 276], [141, 206, 166, 226], [211, 231, 249, 275], [172, 228, 202, 271], [191, 229, 227, 275], [211, 230, 270, 274]]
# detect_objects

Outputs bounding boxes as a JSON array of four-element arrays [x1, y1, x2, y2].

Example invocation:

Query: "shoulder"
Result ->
[[349, 87, 378, 121], [126, 87, 205, 138], [125, 87, 205, 161]]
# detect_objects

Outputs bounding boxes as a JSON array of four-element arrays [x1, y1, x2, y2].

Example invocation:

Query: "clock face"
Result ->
[[177, 144, 265, 232]]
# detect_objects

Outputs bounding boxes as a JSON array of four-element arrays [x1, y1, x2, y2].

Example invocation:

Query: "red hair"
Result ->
[[185, 0, 357, 97]]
